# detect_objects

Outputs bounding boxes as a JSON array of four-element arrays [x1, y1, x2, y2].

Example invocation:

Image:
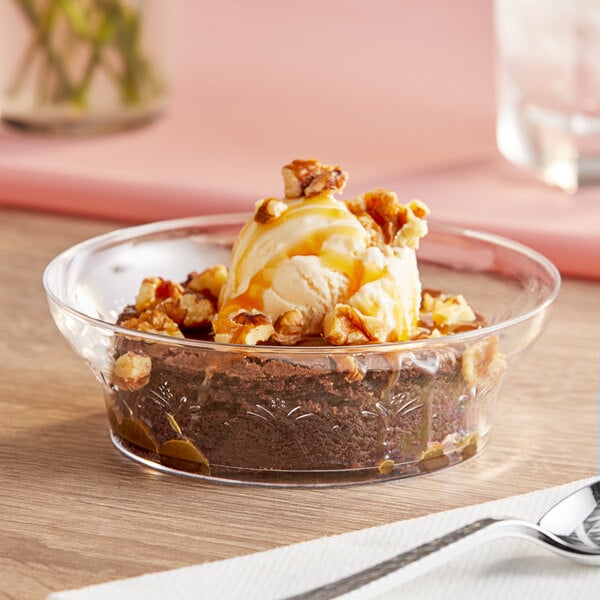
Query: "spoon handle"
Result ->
[[284, 517, 518, 600]]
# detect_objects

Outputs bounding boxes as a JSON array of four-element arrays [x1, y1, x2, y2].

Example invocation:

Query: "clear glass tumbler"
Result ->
[[0, 0, 171, 134], [495, 0, 600, 192]]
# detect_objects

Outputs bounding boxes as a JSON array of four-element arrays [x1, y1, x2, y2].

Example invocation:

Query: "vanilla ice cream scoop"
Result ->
[[213, 159, 429, 345]]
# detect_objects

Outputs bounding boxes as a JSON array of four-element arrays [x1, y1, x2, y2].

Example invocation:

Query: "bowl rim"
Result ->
[[42, 213, 561, 355]]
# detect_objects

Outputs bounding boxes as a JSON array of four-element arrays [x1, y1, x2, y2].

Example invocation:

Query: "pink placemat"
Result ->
[[383, 157, 600, 280], [0, 0, 598, 278]]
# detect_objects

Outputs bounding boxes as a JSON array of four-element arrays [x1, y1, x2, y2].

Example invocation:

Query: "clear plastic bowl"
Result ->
[[43, 215, 560, 486]]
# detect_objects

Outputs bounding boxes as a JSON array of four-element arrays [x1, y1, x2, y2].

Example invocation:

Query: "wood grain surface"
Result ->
[[0, 206, 597, 599]]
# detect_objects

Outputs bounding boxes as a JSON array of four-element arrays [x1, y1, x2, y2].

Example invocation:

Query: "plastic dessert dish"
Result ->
[[44, 214, 560, 486]]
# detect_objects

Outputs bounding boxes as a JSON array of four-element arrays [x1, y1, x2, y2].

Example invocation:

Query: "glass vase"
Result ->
[[0, 0, 171, 134]]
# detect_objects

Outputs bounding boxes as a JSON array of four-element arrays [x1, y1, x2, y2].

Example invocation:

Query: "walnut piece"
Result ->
[[377, 459, 394, 476], [323, 304, 386, 345], [155, 297, 187, 325], [113, 351, 152, 391], [179, 293, 216, 327], [346, 189, 429, 249], [419, 443, 450, 472], [330, 354, 365, 382], [396, 199, 430, 248], [460, 432, 479, 460], [185, 265, 228, 301], [272, 309, 304, 345], [135, 277, 184, 312], [254, 197, 288, 224], [304, 169, 347, 197], [213, 310, 275, 345], [129, 292, 215, 332], [422, 291, 476, 328], [121, 309, 184, 338], [462, 337, 507, 387], [282, 159, 347, 199]]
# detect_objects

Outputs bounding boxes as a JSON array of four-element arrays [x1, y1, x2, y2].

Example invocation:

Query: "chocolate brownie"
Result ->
[[106, 332, 487, 483]]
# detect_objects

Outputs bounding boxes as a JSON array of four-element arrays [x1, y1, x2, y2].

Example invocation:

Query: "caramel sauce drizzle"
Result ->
[[220, 195, 373, 317]]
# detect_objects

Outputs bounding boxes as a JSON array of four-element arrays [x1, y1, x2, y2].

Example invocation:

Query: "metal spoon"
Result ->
[[286, 478, 600, 600]]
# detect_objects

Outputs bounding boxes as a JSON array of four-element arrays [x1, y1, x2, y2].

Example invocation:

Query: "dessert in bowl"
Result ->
[[44, 160, 560, 486]]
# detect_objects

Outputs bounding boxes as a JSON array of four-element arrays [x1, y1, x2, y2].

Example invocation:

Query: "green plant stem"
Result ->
[[9, 0, 165, 111], [9, 0, 74, 100]]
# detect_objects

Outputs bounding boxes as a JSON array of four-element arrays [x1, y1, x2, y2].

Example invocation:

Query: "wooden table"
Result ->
[[0, 206, 597, 599]]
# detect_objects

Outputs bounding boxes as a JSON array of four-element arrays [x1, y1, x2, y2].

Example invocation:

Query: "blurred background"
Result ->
[[166, 0, 495, 194], [0, 0, 597, 277], [0, 0, 495, 210]]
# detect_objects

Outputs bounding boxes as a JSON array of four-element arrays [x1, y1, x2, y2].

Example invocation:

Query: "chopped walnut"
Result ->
[[462, 337, 507, 387], [282, 159, 347, 199], [397, 199, 430, 248], [377, 459, 394, 475], [304, 169, 347, 197], [121, 309, 184, 338], [213, 310, 275, 345], [422, 292, 476, 329], [155, 297, 188, 325], [135, 277, 184, 312], [113, 351, 152, 391], [460, 432, 479, 460], [323, 304, 386, 345], [133, 291, 215, 331], [179, 293, 216, 327], [254, 197, 289, 224], [346, 190, 429, 249], [185, 265, 228, 301], [419, 443, 450, 472], [272, 309, 304, 345], [330, 354, 365, 382]]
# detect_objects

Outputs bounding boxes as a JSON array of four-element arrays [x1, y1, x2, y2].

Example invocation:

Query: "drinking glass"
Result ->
[[495, 0, 600, 192], [0, 0, 171, 134]]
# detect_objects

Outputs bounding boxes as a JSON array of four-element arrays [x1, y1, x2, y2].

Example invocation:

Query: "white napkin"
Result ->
[[48, 477, 600, 600]]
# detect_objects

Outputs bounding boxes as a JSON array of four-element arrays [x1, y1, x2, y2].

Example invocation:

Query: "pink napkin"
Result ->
[[382, 157, 600, 280]]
